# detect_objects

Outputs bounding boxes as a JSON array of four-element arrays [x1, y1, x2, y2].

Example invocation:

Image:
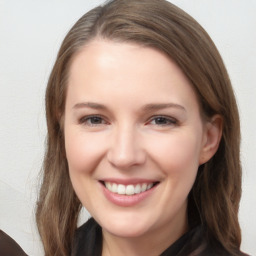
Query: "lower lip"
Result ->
[[101, 183, 158, 207]]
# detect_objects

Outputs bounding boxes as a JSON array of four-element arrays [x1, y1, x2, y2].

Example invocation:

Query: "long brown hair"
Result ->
[[36, 0, 242, 255]]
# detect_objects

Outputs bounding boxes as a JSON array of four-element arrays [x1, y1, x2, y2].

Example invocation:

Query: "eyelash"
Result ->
[[147, 116, 178, 126], [79, 115, 108, 126], [79, 115, 178, 127]]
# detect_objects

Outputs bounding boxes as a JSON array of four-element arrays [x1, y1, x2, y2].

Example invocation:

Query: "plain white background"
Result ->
[[0, 0, 255, 255]]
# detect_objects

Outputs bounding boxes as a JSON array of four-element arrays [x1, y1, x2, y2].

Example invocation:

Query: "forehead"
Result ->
[[69, 39, 186, 79], [67, 40, 199, 112]]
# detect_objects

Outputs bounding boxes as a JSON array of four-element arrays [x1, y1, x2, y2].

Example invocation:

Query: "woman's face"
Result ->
[[64, 40, 212, 242]]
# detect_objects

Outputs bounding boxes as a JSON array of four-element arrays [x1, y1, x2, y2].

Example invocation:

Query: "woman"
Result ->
[[36, 0, 248, 255]]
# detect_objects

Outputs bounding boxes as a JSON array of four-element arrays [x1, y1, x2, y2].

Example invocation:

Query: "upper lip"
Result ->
[[99, 178, 159, 185]]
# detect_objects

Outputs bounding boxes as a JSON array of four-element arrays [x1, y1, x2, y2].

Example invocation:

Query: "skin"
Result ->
[[64, 40, 222, 256]]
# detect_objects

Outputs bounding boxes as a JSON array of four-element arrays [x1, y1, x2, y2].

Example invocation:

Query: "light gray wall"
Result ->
[[0, 1, 255, 255]]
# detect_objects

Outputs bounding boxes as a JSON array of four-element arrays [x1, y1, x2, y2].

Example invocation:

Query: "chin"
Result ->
[[104, 225, 150, 238], [99, 214, 154, 238]]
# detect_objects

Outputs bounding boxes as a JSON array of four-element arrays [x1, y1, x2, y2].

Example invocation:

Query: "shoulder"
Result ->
[[161, 226, 249, 256], [0, 230, 27, 256], [72, 218, 102, 256]]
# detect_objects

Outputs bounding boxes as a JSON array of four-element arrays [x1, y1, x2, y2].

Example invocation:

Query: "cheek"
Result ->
[[64, 130, 107, 207], [147, 130, 202, 174], [149, 132, 202, 209], [64, 129, 106, 174]]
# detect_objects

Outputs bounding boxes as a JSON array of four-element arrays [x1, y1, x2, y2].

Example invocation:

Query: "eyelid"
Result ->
[[146, 115, 178, 126], [79, 114, 109, 126], [78, 114, 178, 127]]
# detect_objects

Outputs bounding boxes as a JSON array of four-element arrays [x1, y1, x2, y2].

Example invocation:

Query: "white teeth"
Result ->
[[141, 183, 147, 192], [104, 182, 155, 195], [147, 183, 153, 190], [134, 184, 141, 194], [117, 184, 126, 194], [126, 185, 135, 195], [105, 182, 111, 190], [112, 183, 118, 193]]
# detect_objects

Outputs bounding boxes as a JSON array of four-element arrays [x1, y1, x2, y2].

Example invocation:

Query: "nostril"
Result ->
[[107, 148, 146, 169]]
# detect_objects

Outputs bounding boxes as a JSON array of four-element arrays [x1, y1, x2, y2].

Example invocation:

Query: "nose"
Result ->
[[107, 126, 146, 169]]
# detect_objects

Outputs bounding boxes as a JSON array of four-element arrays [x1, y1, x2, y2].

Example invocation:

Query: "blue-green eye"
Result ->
[[149, 116, 177, 126]]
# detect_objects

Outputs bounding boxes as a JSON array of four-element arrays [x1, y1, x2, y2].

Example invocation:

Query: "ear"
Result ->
[[199, 114, 223, 165]]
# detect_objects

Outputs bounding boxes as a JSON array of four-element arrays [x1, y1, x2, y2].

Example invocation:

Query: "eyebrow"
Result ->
[[142, 103, 186, 112], [73, 102, 186, 112], [73, 102, 107, 110]]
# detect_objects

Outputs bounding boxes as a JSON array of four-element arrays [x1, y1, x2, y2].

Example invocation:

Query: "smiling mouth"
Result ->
[[102, 181, 159, 196]]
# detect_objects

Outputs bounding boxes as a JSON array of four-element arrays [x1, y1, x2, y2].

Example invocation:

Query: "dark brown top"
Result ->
[[73, 218, 248, 256], [0, 230, 28, 256]]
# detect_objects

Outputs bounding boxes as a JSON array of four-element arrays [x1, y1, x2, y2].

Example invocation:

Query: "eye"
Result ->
[[79, 115, 108, 126], [148, 116, 177, 126]]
